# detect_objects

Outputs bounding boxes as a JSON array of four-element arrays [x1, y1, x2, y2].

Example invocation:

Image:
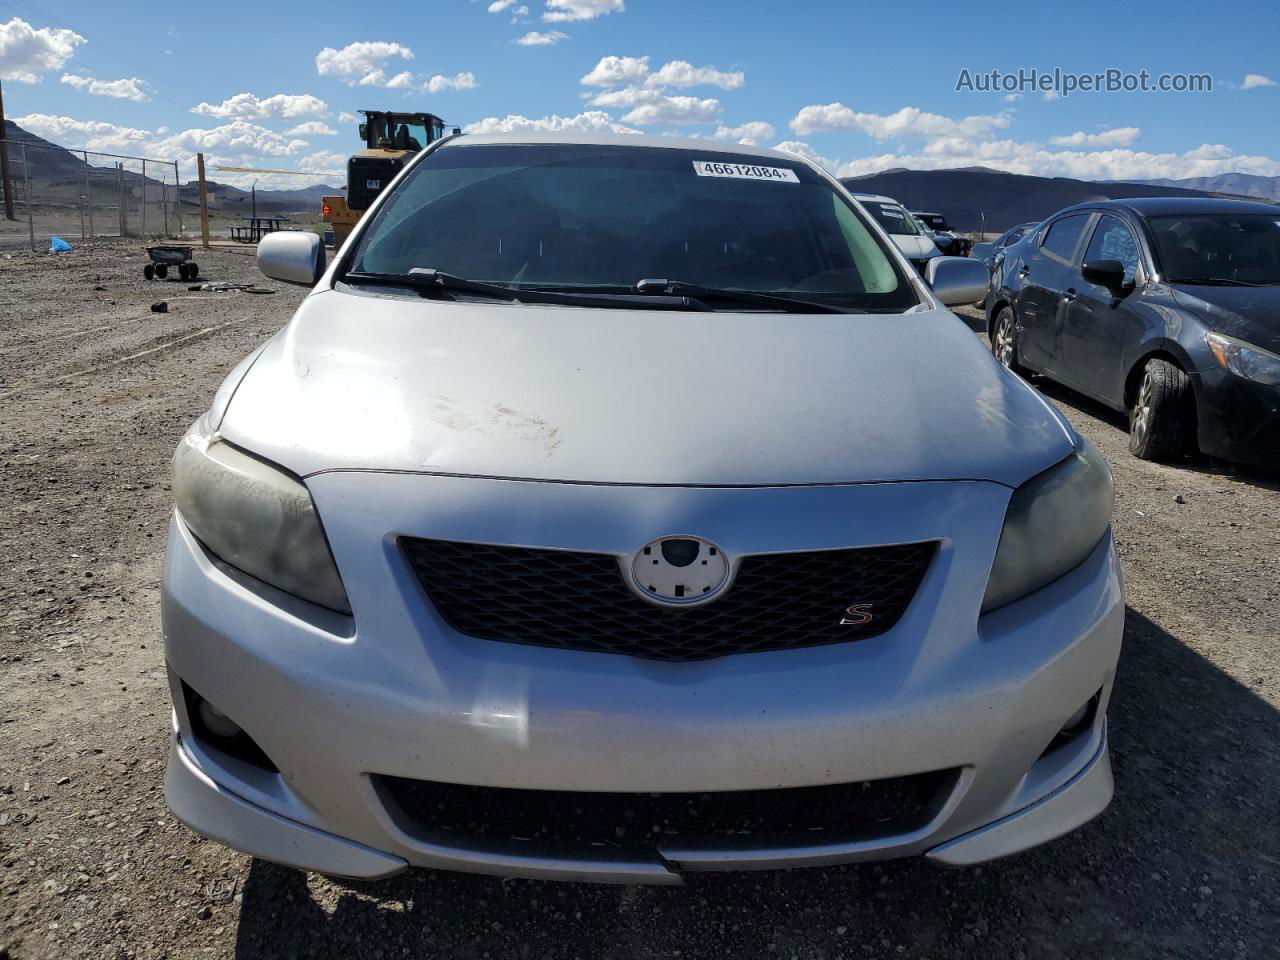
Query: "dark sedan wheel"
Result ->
[[1128, 359, 1195, 461], [991, 307, 1025, 376]]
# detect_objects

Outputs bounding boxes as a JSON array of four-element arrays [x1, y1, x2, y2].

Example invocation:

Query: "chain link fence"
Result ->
[[0, 140, 184, 249]]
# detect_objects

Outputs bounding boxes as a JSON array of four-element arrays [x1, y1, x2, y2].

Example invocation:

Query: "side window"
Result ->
[[1040, 214, 1090, 262], [1083, 216, 1141, 285]]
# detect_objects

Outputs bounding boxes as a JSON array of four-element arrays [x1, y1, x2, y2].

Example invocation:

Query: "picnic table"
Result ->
[[230, 216, 291, 244]]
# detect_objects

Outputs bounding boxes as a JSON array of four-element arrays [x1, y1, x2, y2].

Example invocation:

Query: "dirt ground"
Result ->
[[1, 240, 1277, 960]]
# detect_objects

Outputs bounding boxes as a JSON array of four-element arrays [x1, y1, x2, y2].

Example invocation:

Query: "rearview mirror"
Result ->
[[1082, 259, 1129, 292], [258, 231, 326, 287], [924, 256, 990, 306]]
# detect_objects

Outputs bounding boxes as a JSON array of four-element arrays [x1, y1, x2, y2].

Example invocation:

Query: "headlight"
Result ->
[[172, 417, 351, 613], [1205, 332, 1280, 386], [982, 440, 1114, 613]]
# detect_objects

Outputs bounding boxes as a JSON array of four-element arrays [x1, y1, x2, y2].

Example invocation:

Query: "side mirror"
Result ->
[[924, 256, 990, 306], [257, 231, 326, 287], [1082, 259, 1129, 293], [358, 122, 368, 140]]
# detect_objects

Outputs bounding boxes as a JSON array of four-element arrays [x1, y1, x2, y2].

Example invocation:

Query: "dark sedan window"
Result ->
[[862, 201, 923, 236], [1147, 213, 1280, 285], [349, 144, 918, 311], [1041, 214, 1090, 263], [1002, 225, 1030, 246], [1084, 216, 1141, 285]]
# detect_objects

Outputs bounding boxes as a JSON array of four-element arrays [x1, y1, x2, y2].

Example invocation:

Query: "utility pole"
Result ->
[[196, 153, 210, 250], [0, 76, 17, 221]]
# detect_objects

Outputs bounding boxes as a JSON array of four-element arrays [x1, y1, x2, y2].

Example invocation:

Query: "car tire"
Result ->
[[1128, 358, 1195, 461], [991, 307, 1026, 376]]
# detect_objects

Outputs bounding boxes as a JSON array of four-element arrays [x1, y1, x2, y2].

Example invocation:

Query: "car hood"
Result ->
[[891, 235, 939, 260], [217, 289, 1075, 487], [1171, 285, 1280, 354]]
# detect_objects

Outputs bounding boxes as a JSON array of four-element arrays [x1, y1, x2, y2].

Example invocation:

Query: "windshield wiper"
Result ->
[[1168, 277, 1275, 287], [632, 278, 847, 314], [342, 269, 708, 310]]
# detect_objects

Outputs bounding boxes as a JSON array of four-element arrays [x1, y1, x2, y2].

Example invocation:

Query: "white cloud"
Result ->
[[1001, 93, 1023, 103], [192, 92, 328, 120], [581, 55, 649, 87], [488, 0, 519, 9], [790, 103, 1011, 140], [1043, 90, 1059, 102], [645, 60, 744, 90], [315, 41, 413, 87], [622, 94, 721, 126], [423, 71, 477, 93], [714, 121, 775, 145], [834, 138, 1280, 181], [512, 5, 531, 14], [59, 74, 149, 102], [1049, 127, 1140, 148], [543, 0, 624, 21], [0, 17, 84, 83], [463, 110, 640, 135], [515, 30, 568, 45], [773, 140, 834, 172], [337, 111, 359, 123], [12, 113, 151, 153], [285, 121, 338, 136], [386, 71, 415, 89], [1242, 74, 1276, 90], [149, 121, 311, 161]]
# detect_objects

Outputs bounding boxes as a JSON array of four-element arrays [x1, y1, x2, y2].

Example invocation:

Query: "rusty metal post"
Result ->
[[196, 153, 210, 250], [84, 152, 94, 237], [0, 76, 16, 221]]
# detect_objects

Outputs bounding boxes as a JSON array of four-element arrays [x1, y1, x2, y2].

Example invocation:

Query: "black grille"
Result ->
[[376, 770, 956, 854], [402, 538, 935, 661]]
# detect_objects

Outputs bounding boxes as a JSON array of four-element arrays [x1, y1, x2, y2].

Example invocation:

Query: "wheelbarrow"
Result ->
[[144, 245, 200, 281]]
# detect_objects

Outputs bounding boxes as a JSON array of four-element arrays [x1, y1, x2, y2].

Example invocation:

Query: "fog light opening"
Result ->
[[181, 682, 279, 774], [196, 699, 243, 740], [1048, 690, 1102, 753]]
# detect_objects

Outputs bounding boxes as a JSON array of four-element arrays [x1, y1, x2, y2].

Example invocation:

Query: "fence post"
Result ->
[[23, 144, 35, 251], [117, 163, 126, 237], [84, 152, 94, 237], [174, 160, 183, 238], [161, 171, 169, 237], [141, 159, 147, 238], [196, 153, 210, 250]]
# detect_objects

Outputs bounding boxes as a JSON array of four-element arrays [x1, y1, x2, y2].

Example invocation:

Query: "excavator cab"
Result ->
[[322, 111, 451, 244]]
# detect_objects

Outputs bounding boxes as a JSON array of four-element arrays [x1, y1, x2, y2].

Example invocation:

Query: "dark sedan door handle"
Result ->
[[1018, 266, 1030, 277], [1062, 288, 1078, 302]]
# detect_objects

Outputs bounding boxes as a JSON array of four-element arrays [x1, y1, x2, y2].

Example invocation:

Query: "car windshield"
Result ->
[[347, 143, 917, 312], [860, 200, 923, 237], [916, 214, 949, 231], [1148, 213, 1280, 285]]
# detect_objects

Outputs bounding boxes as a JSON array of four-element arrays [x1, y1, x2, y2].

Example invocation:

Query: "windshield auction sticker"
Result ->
[[692, 161, 799, 183]]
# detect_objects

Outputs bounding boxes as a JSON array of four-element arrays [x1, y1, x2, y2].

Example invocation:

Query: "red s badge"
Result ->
[[840, 603, 874, 625]]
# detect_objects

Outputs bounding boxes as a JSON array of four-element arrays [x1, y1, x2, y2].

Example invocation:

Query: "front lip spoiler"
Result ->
[[925, 724, 1113, 867]]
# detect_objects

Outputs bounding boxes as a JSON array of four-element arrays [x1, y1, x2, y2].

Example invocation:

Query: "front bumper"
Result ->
[[162, 474, 1124, 882], [1191, 368, 1280, 468]]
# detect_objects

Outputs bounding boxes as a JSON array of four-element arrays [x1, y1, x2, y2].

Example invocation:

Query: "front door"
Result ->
[[1058, 215, 1144, 406]]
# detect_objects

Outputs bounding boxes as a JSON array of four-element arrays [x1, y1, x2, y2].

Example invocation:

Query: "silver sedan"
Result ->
[[162, 133, 1122, 884]]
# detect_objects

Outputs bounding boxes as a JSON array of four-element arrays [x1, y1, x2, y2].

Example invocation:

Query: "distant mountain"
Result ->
[[1126, 173, 1280, 202], [2, 118, 91, 180], [840, 168, 1256, 233]]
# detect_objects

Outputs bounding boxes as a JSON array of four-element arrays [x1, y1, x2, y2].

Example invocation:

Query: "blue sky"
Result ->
[[3, 0, 1279, 188]]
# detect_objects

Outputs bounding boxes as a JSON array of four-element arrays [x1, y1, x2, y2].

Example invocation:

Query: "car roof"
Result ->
[[441, 131, 808, 164], [1053, 196, 1280, 219]]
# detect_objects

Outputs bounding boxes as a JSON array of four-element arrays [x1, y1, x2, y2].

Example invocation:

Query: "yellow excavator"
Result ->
[[322, 111, 455, 245]]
